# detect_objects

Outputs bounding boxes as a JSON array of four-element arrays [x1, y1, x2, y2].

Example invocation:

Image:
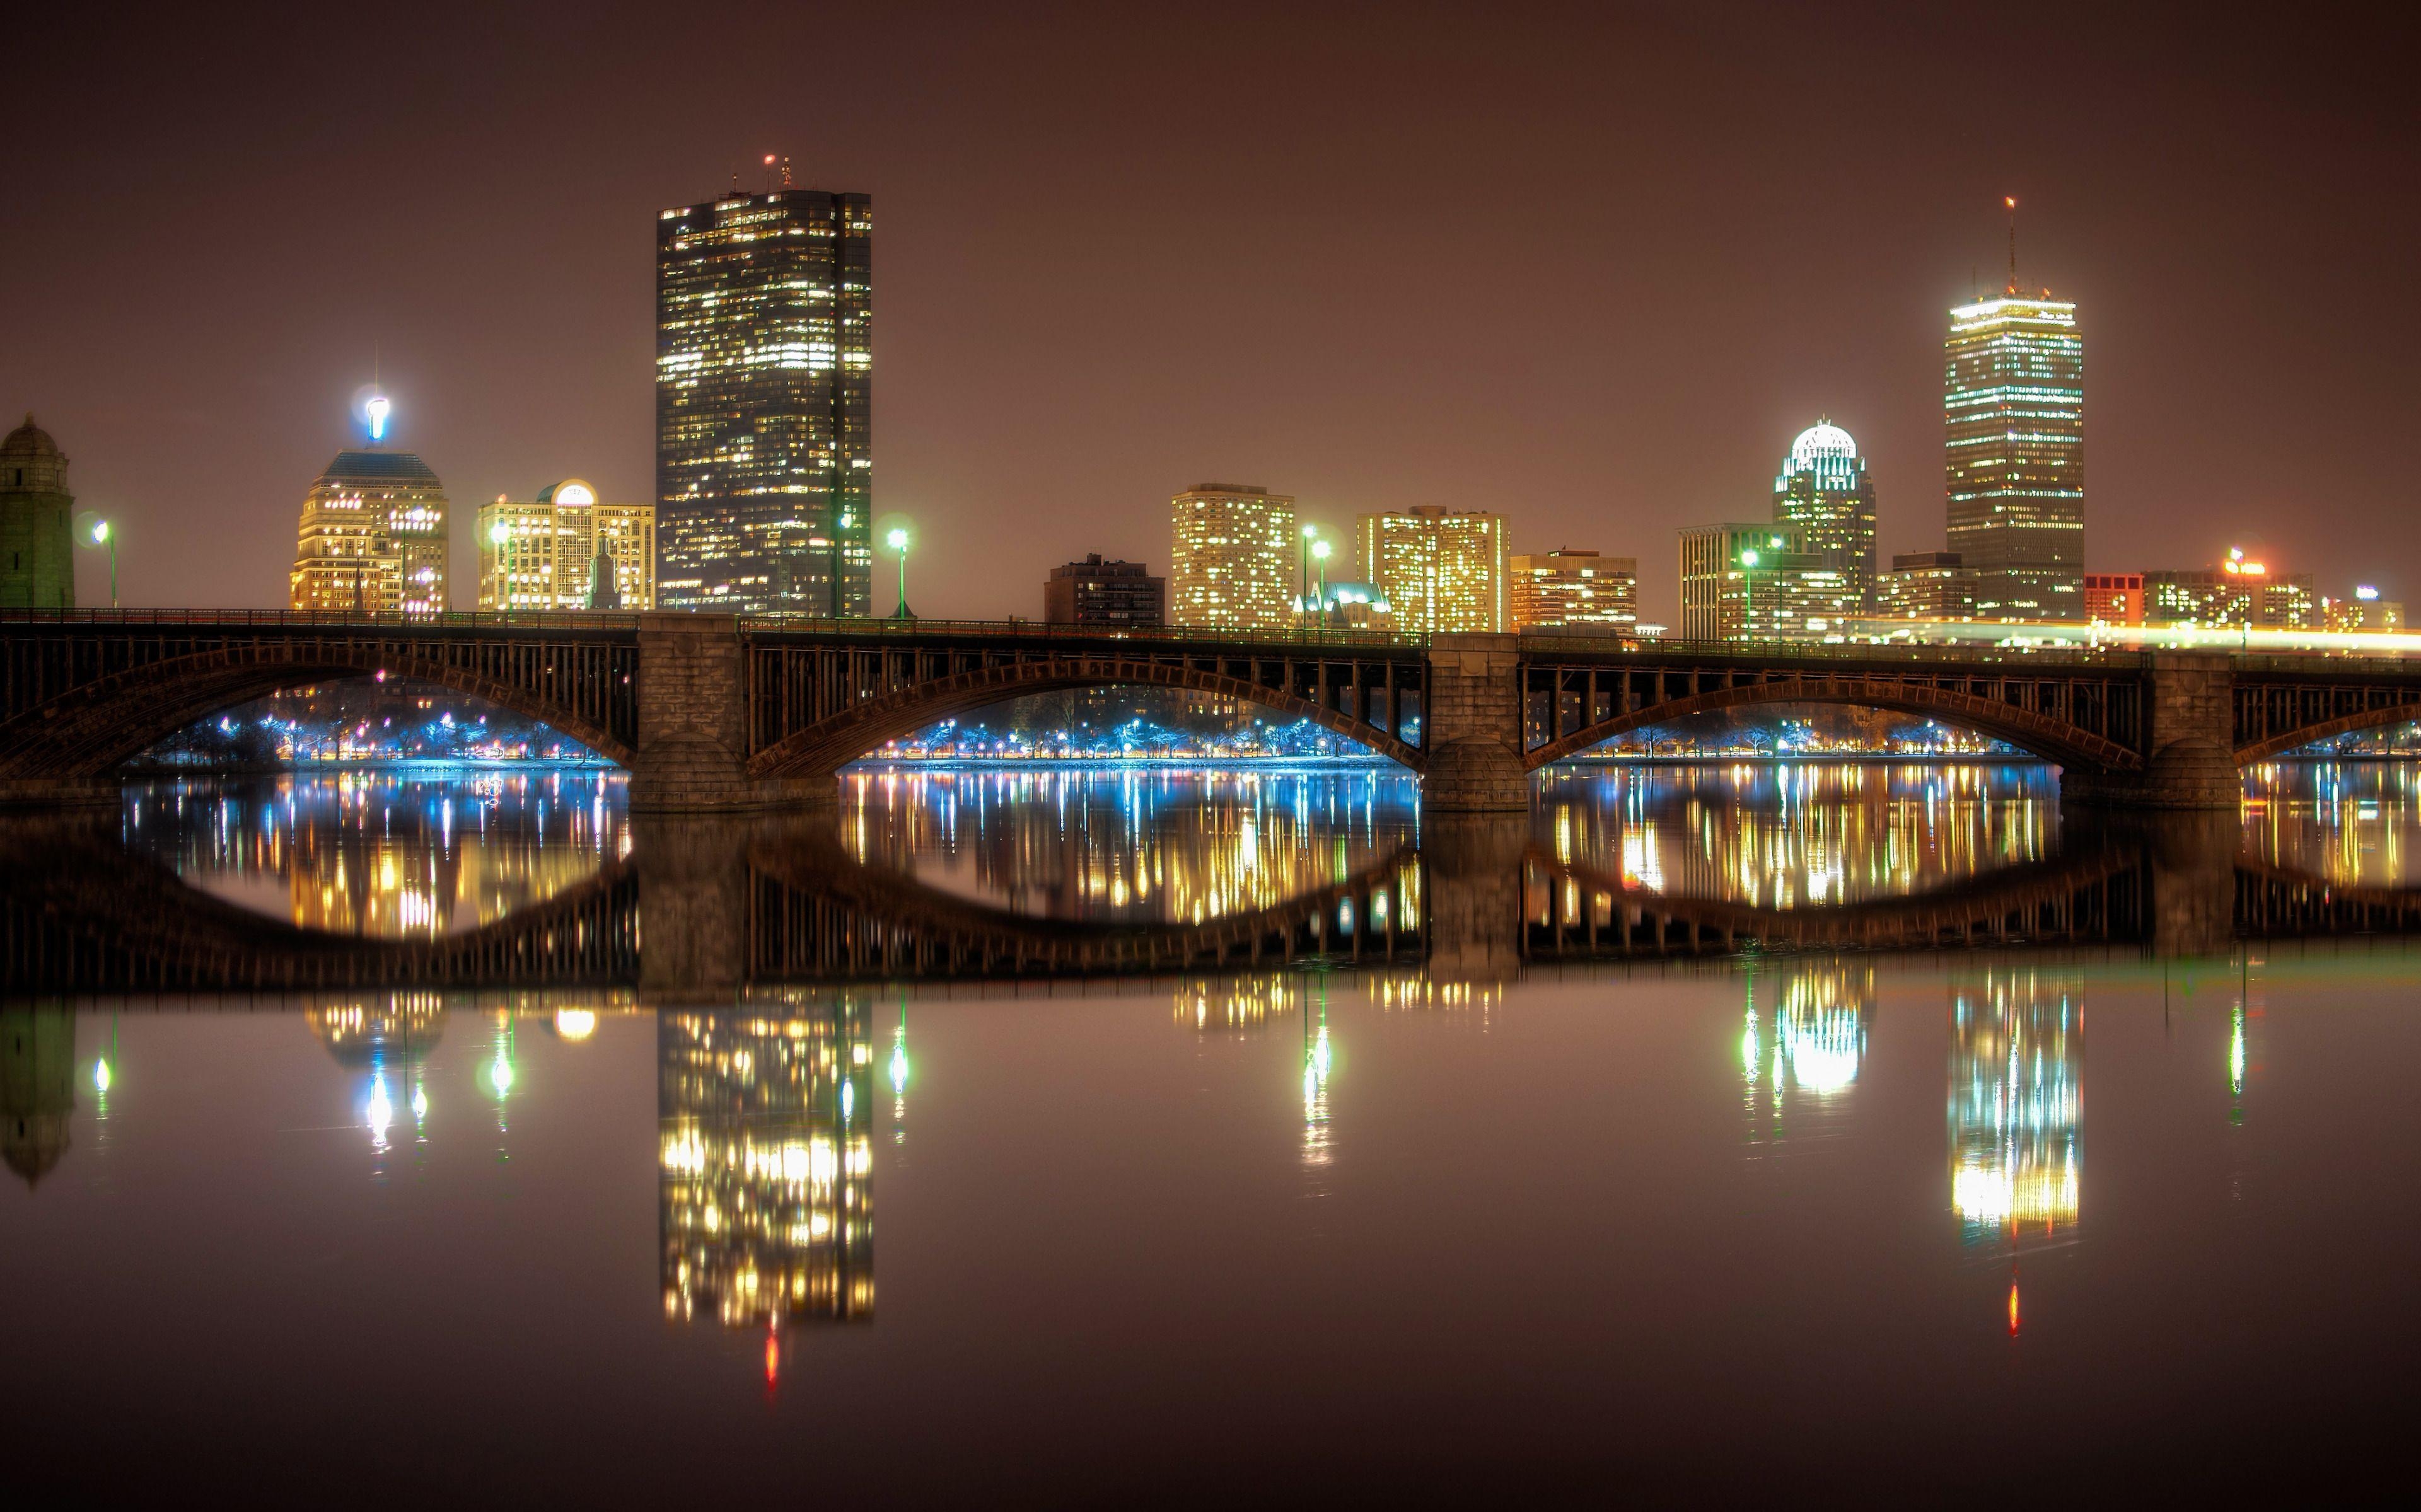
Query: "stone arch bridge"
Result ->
[[6, 611, 2421, 811]]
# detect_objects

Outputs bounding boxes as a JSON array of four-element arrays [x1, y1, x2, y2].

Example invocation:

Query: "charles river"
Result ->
[[7, 758, 2421, 1499]]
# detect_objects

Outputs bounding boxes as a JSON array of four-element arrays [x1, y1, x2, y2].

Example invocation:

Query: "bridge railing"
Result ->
[[1516, 632, 2149, 668], [0, 608, 650, 631], [734, 614, 1420, 649], [2235, 652, 2420, 677]]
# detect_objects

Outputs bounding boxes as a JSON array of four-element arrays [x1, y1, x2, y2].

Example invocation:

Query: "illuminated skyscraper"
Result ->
[[289, 405, 450, 615], [1772, 420, 1878, 613], [1169, 483, 1297, 630], [1944, 250, 2084, 618], [1509, 548, 1637, 632], [657, 187, 873, 615], [1356, 506, 1509, 635], [477, 479, 656, 611]]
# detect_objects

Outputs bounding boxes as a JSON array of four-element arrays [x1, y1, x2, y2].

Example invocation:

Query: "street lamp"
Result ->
[[1298, 523, 1320, 628], [1311, 538, 1332, 625], [886, 526, 914, 620], [1739, 548, 1760, 643], [79, 516, 117, 609]]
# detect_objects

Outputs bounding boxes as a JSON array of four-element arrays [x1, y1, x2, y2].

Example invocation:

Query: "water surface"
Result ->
[[5, 761, 2418, 1498]]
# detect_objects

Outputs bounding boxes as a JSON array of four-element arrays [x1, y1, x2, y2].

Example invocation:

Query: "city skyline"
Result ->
[[3, 8, 2413, 630]]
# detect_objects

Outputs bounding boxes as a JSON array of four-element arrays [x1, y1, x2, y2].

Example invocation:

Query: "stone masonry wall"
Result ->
[[629, 614, 761, 812], [2062, 651, 2238, 810], [1422, 633, 1531, 812]]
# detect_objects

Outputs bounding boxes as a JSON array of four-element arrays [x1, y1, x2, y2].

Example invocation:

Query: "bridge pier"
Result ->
[[630, 813, 755, 995], [1422, 811, 1530, 982], [2061, 652, 2239, 811], [628, 615, 811, 812], [1422, 633, 1530, 812]]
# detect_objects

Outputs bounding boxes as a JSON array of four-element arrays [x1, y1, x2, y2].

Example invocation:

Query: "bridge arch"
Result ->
[[2235, 702, 2421, 766], [1519, 676, 2145, 774], [746, 656, 1425, 780], [0, 643, 635, 781]]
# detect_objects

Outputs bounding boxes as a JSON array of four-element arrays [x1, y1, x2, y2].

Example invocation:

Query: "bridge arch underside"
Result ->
[[2236, 701, 2421, 765], [747, 659, 1426, 781], [0, 649, 635, 782], [1521, 678, 2145, 775]]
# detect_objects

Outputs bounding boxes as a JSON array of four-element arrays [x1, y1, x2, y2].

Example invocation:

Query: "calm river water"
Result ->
[[6, 760, 2420, 1499]]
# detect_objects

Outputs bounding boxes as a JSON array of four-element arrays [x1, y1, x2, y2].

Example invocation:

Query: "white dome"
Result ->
[[1787, 420, 1858, 468]]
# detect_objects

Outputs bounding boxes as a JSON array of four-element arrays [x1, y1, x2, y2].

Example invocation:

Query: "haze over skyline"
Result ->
[[4, 1, 2414, 624]]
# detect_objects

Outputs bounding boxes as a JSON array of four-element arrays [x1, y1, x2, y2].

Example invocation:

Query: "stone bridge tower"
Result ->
[[0, 416, 76, 609]]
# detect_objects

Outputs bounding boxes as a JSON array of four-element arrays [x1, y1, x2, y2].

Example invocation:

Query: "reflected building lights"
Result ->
[[840, 768, 1419, 930], [306, 995, 444, 1177], [659, 998, 875, 1345], [1302, 998, 1333, 1170], [1536, 765, 2051, 918], [122, 773, 627, 941], [1741, 964, 1873, 1148], [1949, 970, 2082, 1244]]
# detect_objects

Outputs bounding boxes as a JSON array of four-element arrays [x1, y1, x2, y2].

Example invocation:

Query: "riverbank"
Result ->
[[119, 758, 624, 778]]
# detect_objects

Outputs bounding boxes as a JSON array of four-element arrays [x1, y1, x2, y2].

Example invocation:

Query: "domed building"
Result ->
[[289, 402, 450, 615], [0, 415, 76, 609], [475, 478, 656, 611], [1772, 417, 1878, 615]]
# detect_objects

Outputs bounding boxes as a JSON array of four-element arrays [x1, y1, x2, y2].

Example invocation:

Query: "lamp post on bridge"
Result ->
[[1739, 546, 1759, 644], [1311, 538, 1332, 627], [1298, 523, 1318, 630], [77, 514, 117, 608], [886, 526, 914, 620]]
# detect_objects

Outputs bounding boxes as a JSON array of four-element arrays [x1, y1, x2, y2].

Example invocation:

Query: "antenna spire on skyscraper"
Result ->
[[2004, 195, 2019, 296]]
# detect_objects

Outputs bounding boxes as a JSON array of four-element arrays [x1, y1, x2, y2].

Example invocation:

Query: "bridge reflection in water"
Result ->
[[11, 768, 2421, 993]]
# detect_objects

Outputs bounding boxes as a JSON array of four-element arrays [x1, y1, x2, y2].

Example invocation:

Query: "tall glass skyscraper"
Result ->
[[1944, 288, 2082, 618], [656, 188, 873, 615], [1772, 418, 1878, 613]]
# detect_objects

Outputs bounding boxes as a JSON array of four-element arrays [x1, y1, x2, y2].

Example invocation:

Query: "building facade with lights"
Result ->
[[0, 415, 75, 609], [656, 188, 873, 615], [2323, 588, 2404, 633], [2139, 555, 2317, 630], [1677, 522, 1843, 642], [1944, 293, 2084, 618], [289, 434, 450, 615], [1043, 553, 1165, 627], [1878, 551, 1976, 621], [1772, 420, 1878, 612], [1509, 548, 1637, 632], [1169, 484, 1298, 630], [2082, 571, 2143, 625], [475, 480, 656, 611], [1354, 506, 1509, 635]]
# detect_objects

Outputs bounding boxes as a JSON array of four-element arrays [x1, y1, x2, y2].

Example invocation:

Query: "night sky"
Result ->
[[5, 2, 2414, 625]]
